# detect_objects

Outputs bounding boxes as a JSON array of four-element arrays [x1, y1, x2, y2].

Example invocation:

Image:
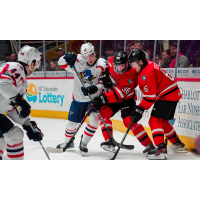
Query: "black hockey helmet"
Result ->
[[113, 51, 128, 74], [114, 51, 128, 65], [128, 49, 146, 63], [128, 49, 147, 71]]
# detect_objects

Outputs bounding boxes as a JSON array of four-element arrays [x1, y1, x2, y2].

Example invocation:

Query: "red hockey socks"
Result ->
[[149, 116, 165, 146], [123, 116, 152, 147]]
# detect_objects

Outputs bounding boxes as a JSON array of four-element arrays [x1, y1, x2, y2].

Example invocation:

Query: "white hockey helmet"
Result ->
[[18, 45, 41, 71], [81, 43, 95, 57]]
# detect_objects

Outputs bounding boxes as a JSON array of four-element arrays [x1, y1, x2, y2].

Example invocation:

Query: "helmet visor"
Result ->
[[114, 63, 127, 74]]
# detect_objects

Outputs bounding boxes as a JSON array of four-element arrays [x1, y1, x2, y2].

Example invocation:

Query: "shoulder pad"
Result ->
[[77, 54, 85, 63], [3, 62, 24, 72], [96, 58, 108, 70]]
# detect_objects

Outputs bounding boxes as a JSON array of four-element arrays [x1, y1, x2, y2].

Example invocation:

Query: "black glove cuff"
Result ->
[[135, 106, 145, 114]]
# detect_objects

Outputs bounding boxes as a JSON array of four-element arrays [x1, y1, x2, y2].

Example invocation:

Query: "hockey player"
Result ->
[[128, 49, 188, 160], [86, 51, 155, 154], [0, 45, 44, 160], [57, 43, 108, 156]]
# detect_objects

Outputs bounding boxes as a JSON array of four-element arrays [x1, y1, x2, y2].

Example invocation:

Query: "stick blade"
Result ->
[[45, 147, 64, 154]]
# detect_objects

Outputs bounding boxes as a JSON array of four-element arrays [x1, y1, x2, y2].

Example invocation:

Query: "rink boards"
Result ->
[[26, 77, 200, 151]]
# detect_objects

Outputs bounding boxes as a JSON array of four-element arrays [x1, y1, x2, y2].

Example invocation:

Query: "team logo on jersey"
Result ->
[[128, 79, 133, 84], [79, 70, 95, 82], [26, 83, 38, 103], [141, 75, 146, 81]]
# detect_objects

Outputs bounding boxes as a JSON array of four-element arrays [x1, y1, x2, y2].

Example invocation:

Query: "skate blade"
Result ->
[[147, 153, 167, 160], [78, 151, 87, 157], [170, 147, 188, 153], [101, 145, 116, 153], [174, 149, 188, 153]]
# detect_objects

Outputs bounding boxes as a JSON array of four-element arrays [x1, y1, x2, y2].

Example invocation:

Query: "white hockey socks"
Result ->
[[82, 124, 98, 144], [0, 137, 6, 160], [82, 112, 99, 144], [65, 121, 78, 143], [4, 126, 24, 160]]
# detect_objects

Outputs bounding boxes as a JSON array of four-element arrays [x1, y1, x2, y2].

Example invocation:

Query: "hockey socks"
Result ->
[[0, 137, 6, 160], [82, 124, 98, 144], [65, 127, 76, 143], [162, 120, 180, 144], [149, 116, 165, 146], [4, 126, 24, 160], [100, 118, 113, 141], [123, 117, 152, 147]]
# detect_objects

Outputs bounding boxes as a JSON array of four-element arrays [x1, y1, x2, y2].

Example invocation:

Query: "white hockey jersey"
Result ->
[[0, 62, 28, 114], [59, 54, 108, 102]]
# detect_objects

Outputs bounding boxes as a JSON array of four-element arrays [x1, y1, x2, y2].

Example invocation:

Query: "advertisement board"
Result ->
[[25, 78, 74, 111]]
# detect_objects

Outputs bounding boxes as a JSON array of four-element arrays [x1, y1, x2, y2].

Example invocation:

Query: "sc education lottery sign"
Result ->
[[25, 79, 73, 111]]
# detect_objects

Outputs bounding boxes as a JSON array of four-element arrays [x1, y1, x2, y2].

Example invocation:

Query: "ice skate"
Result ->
[[170, 140, 188, 153], [101, 139, 116, 153], [147, 143, 167, 160], [78, 135, 88, 157], [56, 141, 74, 150], [143, 144, 156, 155]]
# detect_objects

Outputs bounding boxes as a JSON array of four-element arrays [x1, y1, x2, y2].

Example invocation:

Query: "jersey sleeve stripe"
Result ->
[[143, 97, 155, 102], [113, 86, 124, 99], [112, 90, 120, 101], [160, 86, 179, 98], [143, 94, 156, 98], [96, 66, 104, 72], [156, 82, 178, 100], [60, 64, 69, 69], [0, 76, 15, 84]]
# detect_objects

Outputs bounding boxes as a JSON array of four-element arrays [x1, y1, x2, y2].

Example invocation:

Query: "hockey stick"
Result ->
[[46, 103, 95, 154], [73, 66, 134, 150], [110, 118, 135, 160], [29, 122, 50, 160]]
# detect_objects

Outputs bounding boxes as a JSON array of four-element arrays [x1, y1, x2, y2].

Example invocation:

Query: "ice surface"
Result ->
[[3, 117, 200, 160]]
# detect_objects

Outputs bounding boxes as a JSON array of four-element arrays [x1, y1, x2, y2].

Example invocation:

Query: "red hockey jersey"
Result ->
[[138, 60, 182, 110], [103, 57, 139, 103]]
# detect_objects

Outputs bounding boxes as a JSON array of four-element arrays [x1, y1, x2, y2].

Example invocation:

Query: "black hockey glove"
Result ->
[[81, 86, 98, 96], [99, 71, 113, 88], [64, 52, 77, 68], [10, 93, 31, 119], [93, 94, 108, 109], [22, 121, 44, 142], [130, 105, 145, 123]]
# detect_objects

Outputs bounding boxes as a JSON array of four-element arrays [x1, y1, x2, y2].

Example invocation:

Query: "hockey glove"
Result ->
[[130, 105, 145, 123], [93, 94, 108, 109], [99, 71, 113, 88], [64, 52, 77, 68], [10, 93, 31, 119], [81, 86, 98, 96], [22, 121, 44, 142]]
